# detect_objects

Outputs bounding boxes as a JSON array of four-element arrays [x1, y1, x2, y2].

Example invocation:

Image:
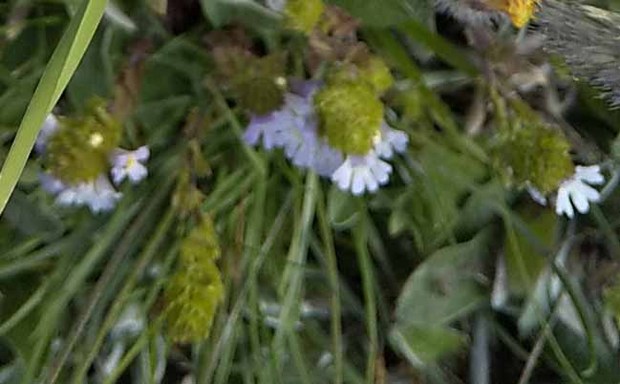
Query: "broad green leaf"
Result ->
[[327, 185, 359, 229], [395, 231, 491, 326], [389, 139, 487, 253], [455, 180, 507, 237], [505, 208, 558, 295], [327, 0, 433, 27], [0, 0, 107, 215], [389, 324, 467, 366]]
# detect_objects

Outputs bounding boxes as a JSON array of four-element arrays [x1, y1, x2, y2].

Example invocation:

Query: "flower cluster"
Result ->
[[243, 76, 408, 195], [37, 108, 149, 213], [494, 119, 606, 219]]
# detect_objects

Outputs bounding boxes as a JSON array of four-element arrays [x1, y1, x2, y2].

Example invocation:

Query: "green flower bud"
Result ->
[[233, 53, 287, 115], [315, 80, 384, 155], [284, 0, 325, 34], [237, 76, 286, 115], [494, 123, 574, 194], [357, 56, 394, 95], [44, 111, 121, 184]]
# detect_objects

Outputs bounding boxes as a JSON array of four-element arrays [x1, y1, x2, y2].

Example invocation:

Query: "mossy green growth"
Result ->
[[284, 0, 325, 34], [314, 80, 384, 155], [44, 106, 121, 184], [494, 123, 574, 194], [233, 53, 287, 115], [163, 215, 224, 343], [357, 56, 394, 95]]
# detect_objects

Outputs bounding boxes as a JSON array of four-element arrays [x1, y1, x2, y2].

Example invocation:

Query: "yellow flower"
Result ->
[[488, 0, 540, 27]]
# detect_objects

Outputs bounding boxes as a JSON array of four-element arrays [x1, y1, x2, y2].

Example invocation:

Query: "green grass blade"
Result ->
[[0, 0, 107, 214]]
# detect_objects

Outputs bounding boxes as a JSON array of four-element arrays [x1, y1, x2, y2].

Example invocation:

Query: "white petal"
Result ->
[[351, 170, 366, 195], [35, 114, 60, 154], [127, 163, 148, 183], [332, 162, 353, 191], [556, 186, 574, 218], [134, 146, 150, 161], [369, 157, 392, 185], [569, 186, 590, 214], [575, 165, 604, 185], [363, 169, 379, 193], [574, 182, 601, 203], [243, 125, 262, 146], [111, 167, 127, 185]]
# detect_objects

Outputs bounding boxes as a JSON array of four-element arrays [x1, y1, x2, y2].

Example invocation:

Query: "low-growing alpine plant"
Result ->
[[2, 0, 620, 383]]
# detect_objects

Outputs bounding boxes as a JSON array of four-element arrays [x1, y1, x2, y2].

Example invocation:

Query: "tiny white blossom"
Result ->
[[35, 114, 60, 154], [331, 152, 392, 195], [555, 165, 604, 218], [56, 175, 122, 213], [374, 122, 408, 159], [110, 146, 150, 185]]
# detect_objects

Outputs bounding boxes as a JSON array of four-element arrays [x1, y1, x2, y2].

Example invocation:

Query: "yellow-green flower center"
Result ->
[[44, 113, 121, 184], [494, 123, 574, 194], [315, 80, 384, 155]]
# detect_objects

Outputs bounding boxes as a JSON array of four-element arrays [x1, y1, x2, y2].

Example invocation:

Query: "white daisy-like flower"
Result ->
[[331, 152, 392, 195], [555, 165, 604, 218], [374, 122, 409, 159], [56, 175, 122, 213], [110, 146, 150, 185], [35, 114, 60, 154]]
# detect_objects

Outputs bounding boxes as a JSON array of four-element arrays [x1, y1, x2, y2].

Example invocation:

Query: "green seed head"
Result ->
[[44, 113, 121, 184], [494, 123, 574, 194], [233, 53, 287, 115], [315, 80, 384, 155], [357, 56, 394, 95]]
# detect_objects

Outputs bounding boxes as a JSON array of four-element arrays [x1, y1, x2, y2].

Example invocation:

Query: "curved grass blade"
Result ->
[[0, 0, 107, 215]]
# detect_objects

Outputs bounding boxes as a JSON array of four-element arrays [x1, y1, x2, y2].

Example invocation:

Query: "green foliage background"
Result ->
[[1, 0, 620, 383]]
